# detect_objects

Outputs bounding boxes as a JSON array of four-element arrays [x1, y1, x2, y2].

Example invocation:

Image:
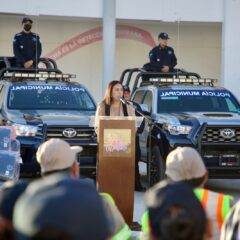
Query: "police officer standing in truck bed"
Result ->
[[13, 17, 42, 69], [149, 32, 177, 73]]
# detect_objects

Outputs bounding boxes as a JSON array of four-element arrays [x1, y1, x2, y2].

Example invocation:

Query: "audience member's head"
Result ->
[[36, 138, 82, 178], [221, 201, 240, 240], [14, 174, 111, 240], [0, 180, 30, 240], [145, 181, 207, 240], [165, 147, 208, 188]]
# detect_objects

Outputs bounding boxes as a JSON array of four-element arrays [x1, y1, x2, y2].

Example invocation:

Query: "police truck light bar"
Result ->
[[3, 72, 76, 80], [149, 78, 216, 85]]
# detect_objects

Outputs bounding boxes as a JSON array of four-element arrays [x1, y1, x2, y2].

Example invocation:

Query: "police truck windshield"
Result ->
[[7, 85, 96, 110], [158, 90, 240, 113]]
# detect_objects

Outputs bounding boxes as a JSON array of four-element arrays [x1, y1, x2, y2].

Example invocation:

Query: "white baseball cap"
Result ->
[[165, 147, 206, 181], [36, 138, 83, 173]]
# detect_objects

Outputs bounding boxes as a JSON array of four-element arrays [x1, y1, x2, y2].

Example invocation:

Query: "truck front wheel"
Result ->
[[149, 145, 166, 187]]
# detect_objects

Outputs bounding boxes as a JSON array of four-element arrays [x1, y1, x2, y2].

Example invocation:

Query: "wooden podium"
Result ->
[[94, 116, 141, 224]]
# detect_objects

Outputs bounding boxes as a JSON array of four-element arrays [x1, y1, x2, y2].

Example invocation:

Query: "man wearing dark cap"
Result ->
[[13, 174, 111, 240], [0, 180, 30, 240], [148, 32, 177, 72], [143, 181, 209, 240], [35, 138, 131, 239], [13, 17, 42, 68], [165, 147, 235, 239]]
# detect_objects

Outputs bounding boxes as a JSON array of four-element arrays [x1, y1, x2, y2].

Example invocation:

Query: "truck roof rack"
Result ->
[[0, 56, 58, 70], [0, 56, 76, 82], [0, 56, 63, 79], [120, 67, 204, 93]]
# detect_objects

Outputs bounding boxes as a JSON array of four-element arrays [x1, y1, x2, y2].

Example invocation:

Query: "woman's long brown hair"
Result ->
[[103, 80, 122, 105]]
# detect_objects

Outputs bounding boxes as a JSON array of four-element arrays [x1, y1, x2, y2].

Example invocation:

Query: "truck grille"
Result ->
[[36, 124, 95, 141], [202, 127, 240, 143]]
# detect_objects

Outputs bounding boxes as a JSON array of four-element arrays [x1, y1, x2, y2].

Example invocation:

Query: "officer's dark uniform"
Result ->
[[146, 32, 177, 72], [149, 45, 177, 71], [123, 85, 145, 191], [132, 101, 146, 191], [13, 31, 42, 67]]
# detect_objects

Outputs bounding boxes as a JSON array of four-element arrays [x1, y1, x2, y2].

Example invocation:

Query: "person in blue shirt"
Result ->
[[13, 17, 42, 68], [148, 32, 177, 72]]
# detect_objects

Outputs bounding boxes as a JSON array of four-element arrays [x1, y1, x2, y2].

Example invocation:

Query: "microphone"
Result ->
[[119, 97, 128, 105], [119, 97, 136, 108]]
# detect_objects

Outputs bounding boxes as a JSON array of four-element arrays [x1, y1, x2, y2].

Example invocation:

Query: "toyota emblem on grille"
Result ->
[[62, 128, 77, 138], [220, 128, 235, 139]]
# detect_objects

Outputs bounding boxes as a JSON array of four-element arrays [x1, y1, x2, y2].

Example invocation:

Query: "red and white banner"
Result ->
[[44, 24, 155, 61]]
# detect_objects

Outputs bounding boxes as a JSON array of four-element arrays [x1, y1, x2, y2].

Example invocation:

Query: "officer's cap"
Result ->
[[123, 85, 130, 92], [158, 32, 169, 40], [22, 17, 33, 24]]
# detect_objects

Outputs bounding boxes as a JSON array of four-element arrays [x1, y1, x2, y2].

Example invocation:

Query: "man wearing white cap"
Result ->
[[36, 138, 82, 178], [165, 147, 235, 239], [36, 139, 132, 239]]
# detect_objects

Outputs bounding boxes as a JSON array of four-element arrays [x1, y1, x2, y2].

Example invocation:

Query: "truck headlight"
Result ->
[[13, 124, 38, 137], [164, 124, 192, 135]]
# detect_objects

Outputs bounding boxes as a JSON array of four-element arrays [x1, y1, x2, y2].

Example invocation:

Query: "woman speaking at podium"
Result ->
[[96, 80, 135, 117], [96, 80, 146, 192]]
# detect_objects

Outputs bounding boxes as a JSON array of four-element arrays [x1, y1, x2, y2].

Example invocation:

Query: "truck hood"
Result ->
[[153, 112, 240, 126], [5, 109, 95, 126]]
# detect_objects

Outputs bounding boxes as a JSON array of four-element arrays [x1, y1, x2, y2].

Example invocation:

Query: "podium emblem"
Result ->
[[103, 129, 131, 157]]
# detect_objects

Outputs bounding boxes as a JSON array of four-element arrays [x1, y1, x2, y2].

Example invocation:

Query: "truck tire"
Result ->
[[149, 145, 165, 187]]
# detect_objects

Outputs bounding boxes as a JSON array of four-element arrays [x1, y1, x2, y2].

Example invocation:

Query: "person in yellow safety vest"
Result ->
[[164, 147, 235, 239], [141, 207, 212, 240], [142, 181, 208, 240], [141, 147, 235, 239], [141, 211, 150, 240], [35, 138, 130, 239], [100, 193, 132, 240]]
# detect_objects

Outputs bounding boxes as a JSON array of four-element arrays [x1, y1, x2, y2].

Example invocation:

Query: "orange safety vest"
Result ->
[[142, 189, 233, 239], [194, 188, 233, 237]]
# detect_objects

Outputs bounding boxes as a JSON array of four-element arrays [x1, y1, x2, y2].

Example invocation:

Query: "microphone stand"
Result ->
[[121, 98, 163, 188]]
